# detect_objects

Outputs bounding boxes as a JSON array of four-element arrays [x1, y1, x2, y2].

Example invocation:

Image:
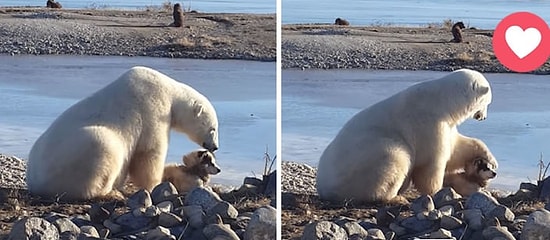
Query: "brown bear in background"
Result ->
[[46, 0, 62, 8], [172, 3, 184, 27], [335, 18, 350, 26], [451, 21, 466, 43]]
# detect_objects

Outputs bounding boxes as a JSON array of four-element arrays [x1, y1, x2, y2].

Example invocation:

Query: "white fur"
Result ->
[[26, 66, 219, 200], [317, 69, 496, 203]]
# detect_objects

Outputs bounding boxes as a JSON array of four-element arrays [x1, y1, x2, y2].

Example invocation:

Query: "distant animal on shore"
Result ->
[[163, 149, 221, 193], [171, 3, 184, 27], [444, 157, 497, 196], [46, 0, 62, 8], [451, 21, 466, 43], [335, 18, 350, 26]]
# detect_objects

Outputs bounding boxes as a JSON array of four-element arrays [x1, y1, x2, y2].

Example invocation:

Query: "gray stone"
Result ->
[[376, 206, 400, 227], [465, 191, 499, 215], [484, 217, 500, 228], [183, 205, 206, 229], [411, 195, 435, 214], [52, 217, 81, 235], [441, 215, 463, 230], [206, 201, 239, 220], [103, 219, 122, 234], [367, 228, 386, 240], [115, 212, 152, 230], [336, 220, 368, 239], [244, 205, 277, 240], [158, 212, 184, 228], [400, 216, 435, 233], [429, 228, 453, 239], [520, 182, 538, 191], [157, 201, 174, 213], [487, 205, 515, 222], [244, 177, 263, 186], [151, 182, 179, 204], [389, 222, 407, 236], [89, 203, 111, 224], [439, 205, 454, 216], [539, 176, 550, 200], [8, 217, 59, 240], [80, 225, 99, 238], [146, 226, 175, 240], [385, 231, 396, 240], [521, 209, 550, 240], [128, 189, 153, 210], [60, 231, 78, 240], [427, 209, 442, 220], [98, 228, 110, 239], [71, 214, 92, 227], [302, 221, 348, 240], [358, 218, 377, 230], [203, 223, 240, 240], [264, 170, 276, 197], [463, 209, 484, 230], [433, 187, 462, 208], [145, 205, 161, 217], [482, 226, 515, 240], [184, 187, 222, 211]]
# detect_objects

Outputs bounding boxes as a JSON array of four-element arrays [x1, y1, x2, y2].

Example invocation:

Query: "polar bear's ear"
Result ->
[[477, 86, 489, 95]]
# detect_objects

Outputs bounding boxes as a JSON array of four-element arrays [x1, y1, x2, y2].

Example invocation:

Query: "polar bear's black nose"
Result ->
[[203, 142, 218, 152]]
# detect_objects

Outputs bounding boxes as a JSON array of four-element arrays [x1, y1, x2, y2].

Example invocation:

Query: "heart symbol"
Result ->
[[505, 26, 542, 59]]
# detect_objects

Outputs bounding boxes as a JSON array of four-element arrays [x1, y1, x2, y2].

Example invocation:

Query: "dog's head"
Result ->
[[454, 21, 466, 29], [183, 149, 221, 175], [465, 157, 497, 186]]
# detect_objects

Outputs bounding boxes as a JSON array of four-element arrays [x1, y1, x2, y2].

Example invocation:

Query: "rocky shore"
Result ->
[[0, 154, 276, 239], [282, 161, 550, 240], [282, 24, 550, 74], [0, 7, 275, 61]]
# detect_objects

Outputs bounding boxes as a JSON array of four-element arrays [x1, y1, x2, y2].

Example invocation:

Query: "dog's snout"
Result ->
[[215, 167, 221, 173], [491, 171, 497, 178]]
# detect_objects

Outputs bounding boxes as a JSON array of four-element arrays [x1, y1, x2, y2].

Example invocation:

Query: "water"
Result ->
[[282, 69, 550, 192], [1, 0, 275, 14], [283, 0, 550, 29], [0, 55, 276, 187]]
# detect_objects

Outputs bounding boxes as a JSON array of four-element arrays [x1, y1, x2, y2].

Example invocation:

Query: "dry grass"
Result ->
[[175, 35, 233, 48], [453, 50, 495, 63]]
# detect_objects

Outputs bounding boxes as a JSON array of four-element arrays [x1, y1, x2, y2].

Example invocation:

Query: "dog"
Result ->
[[46, 0, 62, 8], [335, 18, 350, 26], [162, 149, 220, 194], [171, 3, 184, 27], [444, 157, 497, 196], [451, 21, 466, 43]]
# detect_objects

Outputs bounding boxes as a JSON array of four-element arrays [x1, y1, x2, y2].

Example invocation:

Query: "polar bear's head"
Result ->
[[446, 69, 492, 124], [172, 95, 219, 152]]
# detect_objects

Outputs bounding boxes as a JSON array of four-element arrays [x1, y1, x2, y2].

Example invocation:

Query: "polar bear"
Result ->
[[26, 66, 219, 200], [316, 69, 495, 203]]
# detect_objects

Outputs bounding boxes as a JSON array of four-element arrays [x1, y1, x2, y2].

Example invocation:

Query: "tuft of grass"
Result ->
[[85, 3, 109, 10], [537, 153, 550, 182], [263, 145, 276, 176]]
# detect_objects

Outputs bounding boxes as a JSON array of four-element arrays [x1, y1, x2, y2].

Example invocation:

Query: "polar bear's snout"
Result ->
[[473, 109, 487, 121], [202, 142, 218, 152]]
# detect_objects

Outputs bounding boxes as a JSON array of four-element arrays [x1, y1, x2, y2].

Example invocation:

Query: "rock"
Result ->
[[244, 205, 276, 240], [80, 225, 99, 238], [244, 177, 263, 186], [440, 215, 463, 230], [147, 226, 175, 240], [515, 189, 537, 199], [546, 201, 550, 211], [429, 228, 453, 239], [367, 228, 386, 240], [521, 209, 550, 240], [203, 222, 240, 240], [264, 170, 276, 197], [539, 176, 550, 200], [8, 217, 60, 240], [336, 220, 368, 239], [400, 216, 435, 233], [465, 191, 499, 215], [60, 231, 78, 240], [157, 201, 174, 213], [184, 187, 222, 211], [439, 205, 454, 216], [427, 209, 442, 220], [52, 217, 81, 235], [433, 187, 462, 208], [206, 201, 239, 220], [376, 206, 400, 227], [486, 204, 515, 222], [183, 205, 206, 229], [302, 221, 348, 240], [463, 209, 484, 230], [128, 189, 152, 210], [389, 222, 407, 236], [411, 195, 435, 214], [98, 228, 110, 239], [89, 203, 111, 224], [358, 218, 378, 230], [385, 231, 396, 240], [482, 226, 515, 240], [484, 217, 500, 228], [158, 212, 184, 228], [520, 182, 538, 192], [71, 214, 93, 227], [144, 205, 161, 217], [151, 182, 179, 204], [115, 212, 152, 230]]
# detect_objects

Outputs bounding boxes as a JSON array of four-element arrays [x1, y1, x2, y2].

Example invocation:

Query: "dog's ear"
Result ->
[[197, 150, 209, 159]]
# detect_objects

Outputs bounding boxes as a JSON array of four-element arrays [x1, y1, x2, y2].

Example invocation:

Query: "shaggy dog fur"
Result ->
[[335, 18, 350, 26], [163, 149, 220, 193], [444, 157, 497, 196], [171, 3, 184, 27], [46, 0, 62, 8]]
